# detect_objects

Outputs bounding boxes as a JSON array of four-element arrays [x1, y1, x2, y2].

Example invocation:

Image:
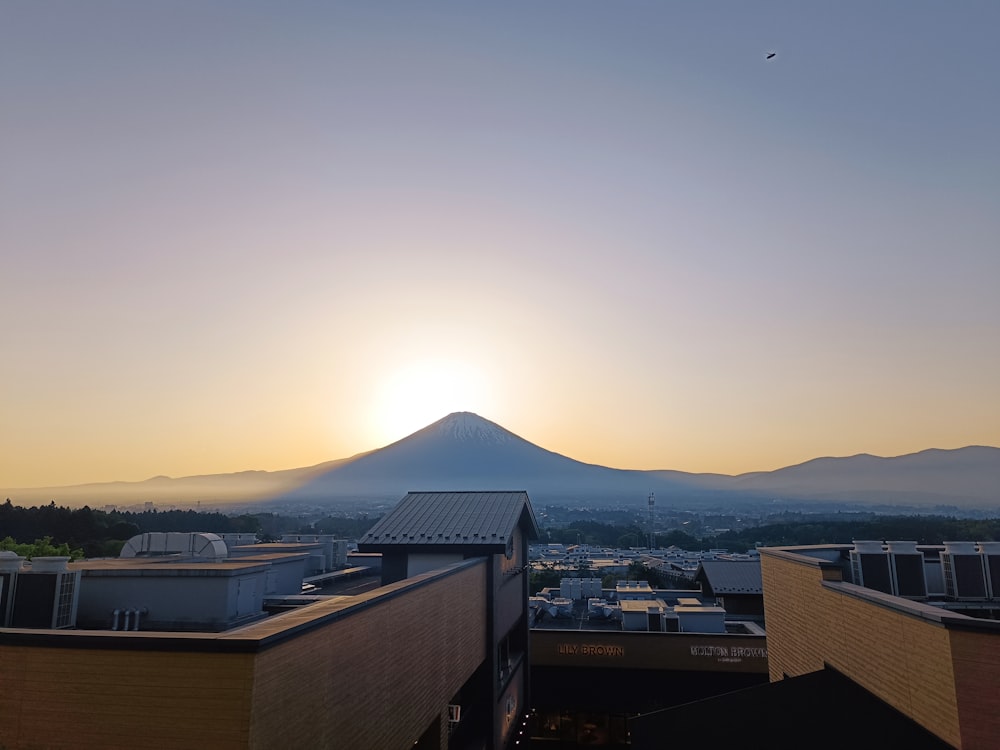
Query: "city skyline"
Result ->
[[3, 2, 998, 488]]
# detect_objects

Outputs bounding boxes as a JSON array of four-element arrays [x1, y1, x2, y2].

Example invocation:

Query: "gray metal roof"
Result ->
[[695, 560, 763, 595], [358, 491, 540, 549]]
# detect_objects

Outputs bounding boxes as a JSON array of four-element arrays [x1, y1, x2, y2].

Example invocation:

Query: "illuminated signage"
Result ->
[[557, 643, 625, 657], [690, 645, 767, 663]]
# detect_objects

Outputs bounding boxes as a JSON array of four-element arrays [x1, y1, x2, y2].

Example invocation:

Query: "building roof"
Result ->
[[694, 560, 763, 595], [620, 599, 667, 614], [358, 491, 539, 551], [71, 558, 271, 574]]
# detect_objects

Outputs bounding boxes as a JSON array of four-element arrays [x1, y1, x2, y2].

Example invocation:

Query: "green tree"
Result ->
[[616, 533, 640, 549], [626, 561, 666, 588], [658, 530, 703, 550], [529, 567, 562, 595], [0, 535, 84, 560]]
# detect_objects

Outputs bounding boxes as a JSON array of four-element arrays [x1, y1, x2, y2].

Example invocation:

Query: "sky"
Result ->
[[2, 1, 999, 489]]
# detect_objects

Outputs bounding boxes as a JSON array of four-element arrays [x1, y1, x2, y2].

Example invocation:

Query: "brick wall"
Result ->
[[950, 627, 1000, 749], [247, 560, 488, 749], [0, 643, 255, 749], [762, 549, 965, 747], [0, 560, 490, 750]]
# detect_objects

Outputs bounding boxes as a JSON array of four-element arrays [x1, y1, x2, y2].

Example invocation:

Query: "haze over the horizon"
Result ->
[[3, 2, 998, 489]]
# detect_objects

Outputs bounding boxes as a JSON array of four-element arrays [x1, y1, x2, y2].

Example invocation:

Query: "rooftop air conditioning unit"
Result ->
[[850, 541, 893, 594], [941, 542, 987, 600], [8, 557, 80, 629], [0, 552, 25, 627], [979, 542, 1000, 599], [885, 541, 927, 598]]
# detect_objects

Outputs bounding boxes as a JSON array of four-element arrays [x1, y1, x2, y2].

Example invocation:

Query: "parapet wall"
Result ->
[[761, 546, 1000, 750], [0, 558, 489, 750]]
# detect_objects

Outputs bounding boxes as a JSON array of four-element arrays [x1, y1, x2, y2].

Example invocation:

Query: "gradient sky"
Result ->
[[3, 1, 999, 489]]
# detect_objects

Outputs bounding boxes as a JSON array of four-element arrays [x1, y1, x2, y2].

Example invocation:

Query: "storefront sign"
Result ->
[[690, 645, 767, 663], [558, 643, 625, 657]]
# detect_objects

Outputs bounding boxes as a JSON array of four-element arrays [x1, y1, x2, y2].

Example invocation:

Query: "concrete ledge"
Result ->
[[821, 579, 1000, 633]]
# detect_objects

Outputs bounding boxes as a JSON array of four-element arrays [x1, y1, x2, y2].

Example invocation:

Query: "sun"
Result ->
[[372, 359, 493, 444]]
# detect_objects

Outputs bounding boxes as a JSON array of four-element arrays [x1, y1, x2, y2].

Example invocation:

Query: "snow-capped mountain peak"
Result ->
[[419, 412, 516, 445]]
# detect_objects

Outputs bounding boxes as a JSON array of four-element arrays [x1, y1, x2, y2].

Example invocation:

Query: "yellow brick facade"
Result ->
[[0, 560, 488, 750], [248, 561, 487, 749], [762, 547, 1000, 750], [0, 646, 255, 750]]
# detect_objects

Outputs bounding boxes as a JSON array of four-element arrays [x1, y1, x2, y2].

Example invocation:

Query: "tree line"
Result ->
[[0, 500, 385, 559], [0, 500, 267, 558], [539, 515, 1000, 552], [713, 516, 1000, 550], [4, 498, 999, 561]]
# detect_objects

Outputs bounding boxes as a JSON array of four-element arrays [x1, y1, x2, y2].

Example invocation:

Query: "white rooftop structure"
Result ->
[[119, 532, 228, 560]]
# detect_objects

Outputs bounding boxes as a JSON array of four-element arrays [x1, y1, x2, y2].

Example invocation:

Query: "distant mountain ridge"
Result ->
[[727, 445, 1000, 506], [2, 412, 998, 509]]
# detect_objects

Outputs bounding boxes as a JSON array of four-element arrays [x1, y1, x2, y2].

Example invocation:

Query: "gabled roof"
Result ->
[[694, 560, 763, 595], [357, 491, 540, 551]]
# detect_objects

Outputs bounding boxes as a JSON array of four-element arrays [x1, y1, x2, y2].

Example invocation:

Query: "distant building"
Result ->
[[692, 559, 764, 619], [527, 574, 768, 745]]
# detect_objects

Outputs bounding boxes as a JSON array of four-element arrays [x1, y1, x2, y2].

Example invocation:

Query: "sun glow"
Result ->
[[372, 359, 493, 445]]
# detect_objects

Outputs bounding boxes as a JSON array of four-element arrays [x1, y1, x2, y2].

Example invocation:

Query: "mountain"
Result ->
[[0, 457, 360, 508], [273, 412, 721, 505], [2, 412, 998, 510], [726, 446, 1000, 506]]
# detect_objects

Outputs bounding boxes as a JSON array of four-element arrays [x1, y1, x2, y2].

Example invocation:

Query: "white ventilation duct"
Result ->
[[120, 532, 228, 560]]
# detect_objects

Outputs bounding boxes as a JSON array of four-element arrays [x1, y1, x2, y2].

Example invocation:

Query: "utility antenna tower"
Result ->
[[647, 492, 655, 549]]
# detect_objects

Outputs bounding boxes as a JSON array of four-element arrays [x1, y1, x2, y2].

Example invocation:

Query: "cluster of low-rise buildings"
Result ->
[[3, 491, 1000, 749], [529, 541, 759, 580]]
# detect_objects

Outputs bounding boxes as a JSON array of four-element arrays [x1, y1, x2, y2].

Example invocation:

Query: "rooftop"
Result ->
[[760, 542, 1000, 631], [358, 490, 540, 550], [696, 559, 763, 594]]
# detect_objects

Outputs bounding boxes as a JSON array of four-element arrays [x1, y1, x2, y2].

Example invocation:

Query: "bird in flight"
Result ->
[[766, 52, 776, 59]]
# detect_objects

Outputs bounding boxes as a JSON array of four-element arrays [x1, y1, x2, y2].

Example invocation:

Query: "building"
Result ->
[[629, 540, 1000, 749], [0, 491, 540, 750], [358, 490, 540, 750], [528, 575, 768, 746], [692, 559, 764, 620]]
